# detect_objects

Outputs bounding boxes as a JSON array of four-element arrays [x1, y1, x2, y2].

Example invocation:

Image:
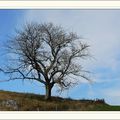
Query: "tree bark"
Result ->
[[45, 84, 52, 100]]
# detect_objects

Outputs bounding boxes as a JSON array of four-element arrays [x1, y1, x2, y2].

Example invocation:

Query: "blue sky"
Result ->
[[0, 10, 120, 105]]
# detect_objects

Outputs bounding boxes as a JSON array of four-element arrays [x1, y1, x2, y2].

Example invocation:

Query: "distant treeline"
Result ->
[[80, 98, 105, 104]]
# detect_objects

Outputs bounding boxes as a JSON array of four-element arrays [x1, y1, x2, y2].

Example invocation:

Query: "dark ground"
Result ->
[[0, 90, 119, 111]]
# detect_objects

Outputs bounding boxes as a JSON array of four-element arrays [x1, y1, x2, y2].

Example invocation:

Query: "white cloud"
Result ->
[[101, 87, 120, 105], [23, 10, 120, 71], [104, 89, 120, 97], [22, 10, 120, 105]]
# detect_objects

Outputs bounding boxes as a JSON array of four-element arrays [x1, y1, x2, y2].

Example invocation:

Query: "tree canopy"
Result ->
[[3, 22, 90, 100]]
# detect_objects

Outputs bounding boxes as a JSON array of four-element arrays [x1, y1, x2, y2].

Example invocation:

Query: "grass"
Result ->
[[0, 90, 119, 111]]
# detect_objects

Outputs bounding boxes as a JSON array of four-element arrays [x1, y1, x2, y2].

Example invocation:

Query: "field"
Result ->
[[0, 90, 119, 111]]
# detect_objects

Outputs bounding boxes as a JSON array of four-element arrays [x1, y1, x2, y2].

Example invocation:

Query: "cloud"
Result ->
[[101, 87, 120, 105], [24, 10, 120, 70], [21, 10, 120, 105]]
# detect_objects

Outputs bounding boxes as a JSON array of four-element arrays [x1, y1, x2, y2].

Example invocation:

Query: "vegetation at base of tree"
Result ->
[[0, 90, 119, 111]]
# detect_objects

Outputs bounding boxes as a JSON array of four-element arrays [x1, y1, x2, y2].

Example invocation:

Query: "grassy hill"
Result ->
[[0, 90, 119, 111]]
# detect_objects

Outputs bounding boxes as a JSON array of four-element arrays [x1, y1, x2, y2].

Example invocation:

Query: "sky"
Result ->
[[0, 9, 120, 105]]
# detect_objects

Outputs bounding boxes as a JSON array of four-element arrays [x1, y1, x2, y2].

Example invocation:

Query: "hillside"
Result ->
[[0, 90, 119, 111]]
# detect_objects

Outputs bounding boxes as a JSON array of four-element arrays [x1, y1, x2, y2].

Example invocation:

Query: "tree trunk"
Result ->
[[45, 84, 52, 100]]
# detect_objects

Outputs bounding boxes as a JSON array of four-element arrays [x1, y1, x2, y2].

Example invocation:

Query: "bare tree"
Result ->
[[3, 22, 90, 100]]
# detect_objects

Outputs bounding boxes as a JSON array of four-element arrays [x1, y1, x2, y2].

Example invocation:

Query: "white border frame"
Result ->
[[0, 1, 120, 119], [0, 1, 120, 9], [0, 111, 120, 119]]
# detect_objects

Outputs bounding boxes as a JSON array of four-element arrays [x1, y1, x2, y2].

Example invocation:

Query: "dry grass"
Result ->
[[0, 90, 119, 111]]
